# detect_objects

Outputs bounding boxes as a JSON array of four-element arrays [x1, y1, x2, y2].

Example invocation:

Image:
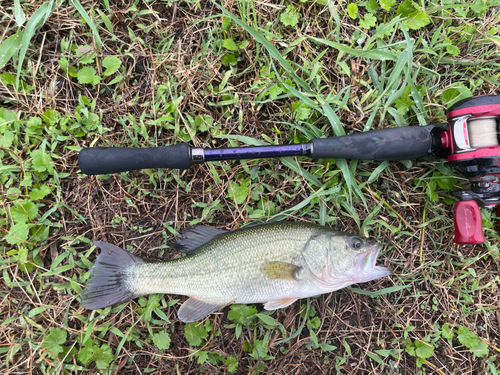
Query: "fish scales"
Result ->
[[128, 223, 318, 304], [81, 221, 391, 322]]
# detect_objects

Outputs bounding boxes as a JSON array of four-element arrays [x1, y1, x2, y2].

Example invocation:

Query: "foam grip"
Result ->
[[453, 200, 485, 244], [311, 126, 436, 161], [78, 143, 191, 175]]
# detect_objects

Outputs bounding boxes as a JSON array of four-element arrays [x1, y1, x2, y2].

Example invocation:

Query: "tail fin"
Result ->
[[81, 241, 144, 310]]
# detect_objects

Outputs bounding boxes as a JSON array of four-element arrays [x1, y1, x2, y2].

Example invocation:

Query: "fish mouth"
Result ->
[[355, 243, 392, 280]]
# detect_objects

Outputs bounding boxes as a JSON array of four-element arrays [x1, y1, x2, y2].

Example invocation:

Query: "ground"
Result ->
[[1, 0, 500, 374]]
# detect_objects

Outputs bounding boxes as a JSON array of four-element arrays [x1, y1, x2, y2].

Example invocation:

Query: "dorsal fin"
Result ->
[[174, 226, 228, 254]]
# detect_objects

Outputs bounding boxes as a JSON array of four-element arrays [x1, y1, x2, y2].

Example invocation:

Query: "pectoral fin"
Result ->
[[264, 297, 298, 310], [260, 262, 302, 280], [177, 297, 226, 322]]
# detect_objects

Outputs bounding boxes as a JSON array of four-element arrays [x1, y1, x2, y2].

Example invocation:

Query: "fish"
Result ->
[[80, 221, 391, 322]]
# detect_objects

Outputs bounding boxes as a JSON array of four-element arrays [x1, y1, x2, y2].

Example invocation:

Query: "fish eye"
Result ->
[[349, 237, 363, 250]]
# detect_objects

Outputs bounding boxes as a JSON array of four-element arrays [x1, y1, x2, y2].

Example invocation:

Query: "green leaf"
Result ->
[[309, 316, 321, 329], [18, 246, 28, 264], [347, 3, 358, 19], [0, 28, 23, 71], [227, 304, 258, 325], [228, 179, 249, 205], [405, 339, 415, 356], [223, 38, 238, 51], [280, 5, 299, 27], [0, 130, 14, 148], [226, 357, 238, 372], [366, 351, 385, 366], [402, 10, 430, 30], [396, 0, 416, 17], [16, 1, 55, 88], [196, 351, 209, 364], [31, 149, 55, 174], [444, 38, 460, 56], [68, 0, 103, 50], [14, 0, 26, 27], [359, 14, 377, 29], [395, 85, 415, 115], [59, 56, 68, 72], [441, 324, 454, 339], [249, 335, 273, 360], [266, 83, 284, 100], [29, 305, 53, 318], [0, 72, 16, 86], [446, 44, 460, 56], [184, 322, 209, 347], [41, 109, 60, 125], [93, 345, 114, 369], [75, 45, 96, 64], [138, 294, 161, 322], [457, 326, 480, 349], [96, 9, 113, 33], [102, 56, 121, 77], [441, 83, 472, 106], [222, 16, 231, 31], [30, 185, 51, 200], [77, 347, 93, 365], [4, 223, 30, 245], [256, 314, 276, 326], [380, 0, 396, 11], [42, 327, 67, 356], [77, 66, 101, 85], [11, 200, 39, 224], [365, 0, 379, 13], [375, 349, 392, 357], [60, 37, 70, 52], [471, 0, 489, 14], [27, 116, 43, 135], [152, 332, 171, 350], [292, 101, 312, 121], [311, 37, 397, 61], [435, 173, 456, 190], [415, 340, 434, 359], [222, 53, 238, 66], [470, 340, 489, 358]]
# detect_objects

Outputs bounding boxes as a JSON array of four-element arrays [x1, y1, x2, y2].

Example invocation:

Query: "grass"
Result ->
[[1, 0, 500, 373]]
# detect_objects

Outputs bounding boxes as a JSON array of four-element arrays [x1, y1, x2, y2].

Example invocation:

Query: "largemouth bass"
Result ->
[[81, 221, 391, 322]]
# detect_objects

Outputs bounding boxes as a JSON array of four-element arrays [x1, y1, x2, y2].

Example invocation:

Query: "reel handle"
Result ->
[[453, 200, 485, 244]]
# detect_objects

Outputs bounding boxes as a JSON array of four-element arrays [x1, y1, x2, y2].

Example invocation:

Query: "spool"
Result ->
[[468, 116, 499, 148]]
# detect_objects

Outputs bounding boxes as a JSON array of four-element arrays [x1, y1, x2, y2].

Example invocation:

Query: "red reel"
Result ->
[[444, 95, 500, 244]]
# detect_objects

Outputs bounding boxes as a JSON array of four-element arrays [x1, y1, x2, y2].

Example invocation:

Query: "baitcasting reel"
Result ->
[[442, 95, 500, 244]]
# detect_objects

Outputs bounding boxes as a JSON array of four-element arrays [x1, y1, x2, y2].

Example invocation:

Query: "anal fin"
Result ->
[[264, 297, 299, 310], [178, 297, 226, 322]]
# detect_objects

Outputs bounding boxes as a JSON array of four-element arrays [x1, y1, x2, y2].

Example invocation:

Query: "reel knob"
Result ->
[[453, 200, 485, 244]]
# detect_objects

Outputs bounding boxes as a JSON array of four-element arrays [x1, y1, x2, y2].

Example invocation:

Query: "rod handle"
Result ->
[[310, 125, 442, 161], [78, 143, 191, 175]]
